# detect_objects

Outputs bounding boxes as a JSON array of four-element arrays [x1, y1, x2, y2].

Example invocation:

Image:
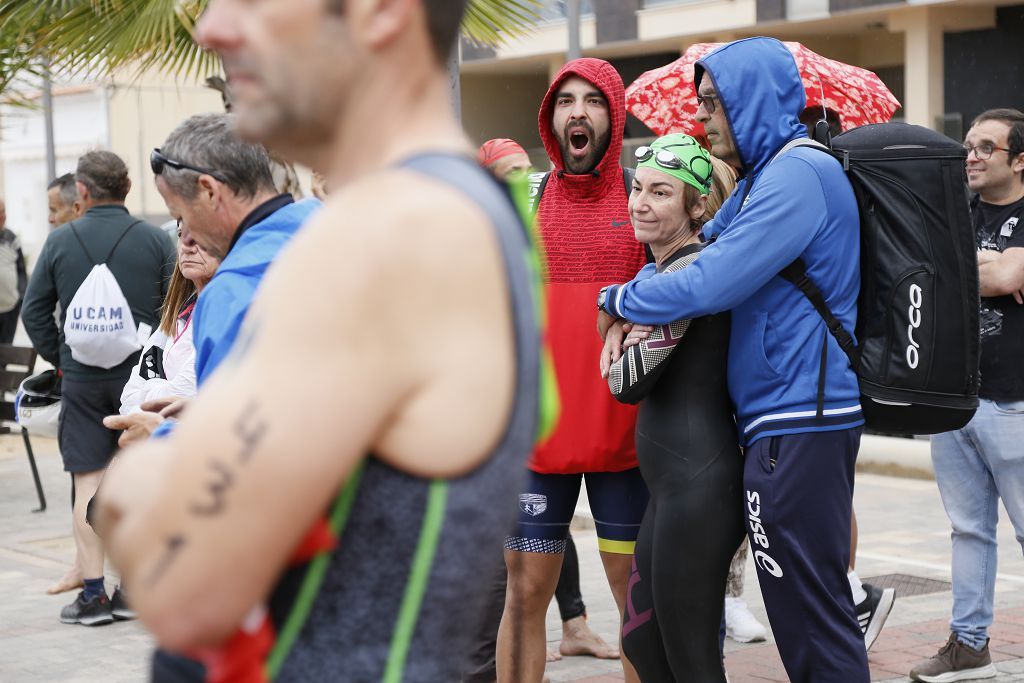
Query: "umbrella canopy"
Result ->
[[625, 41, 901, 137]]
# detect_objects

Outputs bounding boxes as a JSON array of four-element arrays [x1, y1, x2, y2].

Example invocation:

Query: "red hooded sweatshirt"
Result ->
[[530, 58, 645, 475]]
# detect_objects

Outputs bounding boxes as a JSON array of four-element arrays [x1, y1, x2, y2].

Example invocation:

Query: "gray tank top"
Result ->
[[269, 154, 541, 682]]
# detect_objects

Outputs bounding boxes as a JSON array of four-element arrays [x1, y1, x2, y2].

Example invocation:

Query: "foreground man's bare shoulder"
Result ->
[[292, 170, 506, 306], [240, 168, 516, 478], [317, 168, 516, 477], [279, 170, 493, 271], [343, 168, 496, 246]]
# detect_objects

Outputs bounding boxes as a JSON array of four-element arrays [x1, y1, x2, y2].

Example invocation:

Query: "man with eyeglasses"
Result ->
[[101, 111, 320, 683], [910, 108, 1024, 683], [598, 37, 869, 681], [102, 113, 317, 448], [21, 150, 175, 627], [148, 114, 318, 384]]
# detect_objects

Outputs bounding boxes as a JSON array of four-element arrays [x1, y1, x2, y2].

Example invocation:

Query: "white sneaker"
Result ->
[[725, 596, 768, 643]]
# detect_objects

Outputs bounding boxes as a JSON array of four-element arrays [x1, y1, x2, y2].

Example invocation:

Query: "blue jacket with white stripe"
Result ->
[[603, 37, 862, 445]]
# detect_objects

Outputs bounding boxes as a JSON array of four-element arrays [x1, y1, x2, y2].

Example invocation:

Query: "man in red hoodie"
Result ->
[[499, 58, 647, 683]]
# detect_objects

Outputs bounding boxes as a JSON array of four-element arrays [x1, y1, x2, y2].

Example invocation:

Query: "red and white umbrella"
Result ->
[[625, 41, 901, 137]]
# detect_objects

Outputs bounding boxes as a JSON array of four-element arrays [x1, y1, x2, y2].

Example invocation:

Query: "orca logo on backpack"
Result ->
[[906, 284, 923, 370]]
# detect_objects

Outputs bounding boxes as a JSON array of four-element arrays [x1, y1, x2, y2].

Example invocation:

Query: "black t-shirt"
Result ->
[[974, 195, 1024, 400]]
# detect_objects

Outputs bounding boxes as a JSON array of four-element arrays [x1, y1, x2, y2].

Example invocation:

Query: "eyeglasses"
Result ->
[[634, 144, 713, 190], [150, 148, 229, 183], [963, 143, 1012, 161], [696, 93, 721, 114]]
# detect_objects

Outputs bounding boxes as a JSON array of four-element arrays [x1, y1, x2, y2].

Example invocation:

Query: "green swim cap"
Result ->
[[634, 133, 713, 195]]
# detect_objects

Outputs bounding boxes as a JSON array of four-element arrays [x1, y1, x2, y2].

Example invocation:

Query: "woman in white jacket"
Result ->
[[94, 227, 218, 620], [119, 226, 219, 414]]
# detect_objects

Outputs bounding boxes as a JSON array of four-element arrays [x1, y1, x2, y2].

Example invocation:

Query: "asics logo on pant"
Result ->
[[906, 284, 923, 370], [747, 490, 784, 578]]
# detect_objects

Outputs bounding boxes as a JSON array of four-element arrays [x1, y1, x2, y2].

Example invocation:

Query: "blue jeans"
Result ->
[[932, 398, 1024, 650]]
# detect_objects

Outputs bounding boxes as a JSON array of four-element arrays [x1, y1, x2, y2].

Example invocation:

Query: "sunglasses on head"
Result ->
[[634, 144, 713, 190], [150, 148, 229, 183]]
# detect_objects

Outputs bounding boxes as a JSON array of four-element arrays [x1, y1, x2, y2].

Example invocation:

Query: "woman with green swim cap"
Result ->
[[606, 133, 745, 681]]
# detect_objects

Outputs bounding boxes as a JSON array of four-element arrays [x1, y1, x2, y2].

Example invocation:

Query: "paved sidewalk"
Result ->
[[0, 434, 151, 682], [548, 464, 1024, 682], [2, 434, 1024, 681]]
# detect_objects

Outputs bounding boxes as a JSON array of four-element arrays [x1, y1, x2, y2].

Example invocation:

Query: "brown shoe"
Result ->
[[909, 632, 997, 682]]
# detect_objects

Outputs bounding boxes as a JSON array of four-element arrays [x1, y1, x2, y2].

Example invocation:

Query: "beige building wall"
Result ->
[[461, 73, 552, 157], [1, 85, 111, 261], [856, 32, 904, 70], [493, 17, 598, 60], [888, 4, 995, 130], [637, 0, 758, 40], [464, 0, 999, 138], [106, 69, 222, 221]]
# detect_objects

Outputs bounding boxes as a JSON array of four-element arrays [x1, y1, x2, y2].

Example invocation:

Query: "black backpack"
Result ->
[[772, 123, 980, 434]]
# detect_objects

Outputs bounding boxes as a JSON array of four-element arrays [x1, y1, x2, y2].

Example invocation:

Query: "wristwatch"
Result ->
[[597, 286, 610, 314]]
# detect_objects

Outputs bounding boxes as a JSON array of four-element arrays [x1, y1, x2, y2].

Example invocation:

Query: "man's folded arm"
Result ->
[[604, 158, 825, 324]]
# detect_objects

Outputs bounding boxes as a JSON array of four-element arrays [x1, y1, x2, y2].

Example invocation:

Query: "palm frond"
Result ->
[[464, 0, 542, 47], [0, 0, 65, 96], [0, 47, 43, 107], [35, 0, 217, 83], [0, 0, 542, 100]]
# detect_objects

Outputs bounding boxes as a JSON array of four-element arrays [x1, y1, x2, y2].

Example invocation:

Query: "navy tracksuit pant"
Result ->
[[743, 427, 869, 682]]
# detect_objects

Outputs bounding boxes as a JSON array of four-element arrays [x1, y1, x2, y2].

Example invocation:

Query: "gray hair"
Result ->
[[76, 150, 130, 201], [48, 173, 79, 207], [159, 113, 276, 200]]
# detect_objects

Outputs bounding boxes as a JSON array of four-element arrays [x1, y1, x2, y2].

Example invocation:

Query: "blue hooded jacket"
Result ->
[[603, 37, 862, 445], [150, 197, 320, 441], [193, 198, 321, 382]]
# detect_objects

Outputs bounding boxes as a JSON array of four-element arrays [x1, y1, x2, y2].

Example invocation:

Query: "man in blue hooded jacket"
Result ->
[[102, 112, 319, 682], [105, 112, 320, 440], [598, 37, 870, 681]]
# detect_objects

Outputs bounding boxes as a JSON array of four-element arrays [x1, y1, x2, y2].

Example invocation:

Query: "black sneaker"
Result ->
[[111, 585, 136, 621], [857, 582, 896, 651], [59, 591, 114, 626]]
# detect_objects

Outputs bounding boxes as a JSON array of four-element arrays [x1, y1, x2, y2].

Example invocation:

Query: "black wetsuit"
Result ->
[[612, 242, 745, 682]]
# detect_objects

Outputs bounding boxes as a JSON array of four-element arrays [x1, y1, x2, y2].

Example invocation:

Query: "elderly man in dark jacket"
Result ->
[[22, 150, 174, 626]]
